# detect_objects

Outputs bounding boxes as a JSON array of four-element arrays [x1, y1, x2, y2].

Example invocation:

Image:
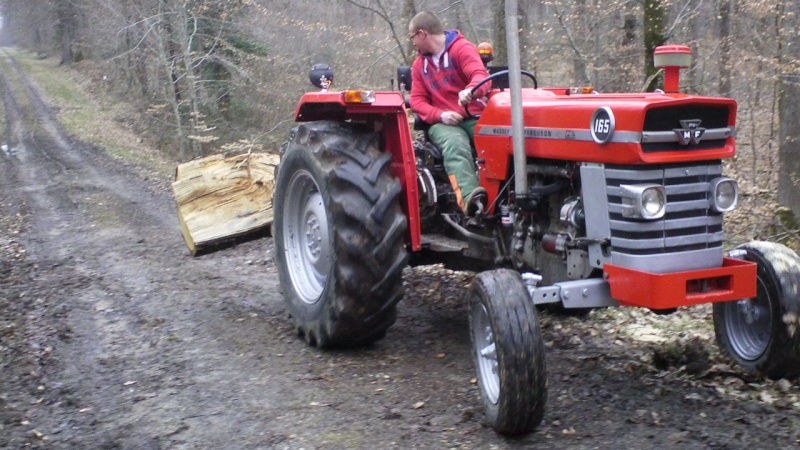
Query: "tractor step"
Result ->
[[421, 233, 469, 252]]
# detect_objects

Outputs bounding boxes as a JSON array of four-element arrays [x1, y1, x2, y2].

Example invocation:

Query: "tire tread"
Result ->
[[275, 121, 408, 348]]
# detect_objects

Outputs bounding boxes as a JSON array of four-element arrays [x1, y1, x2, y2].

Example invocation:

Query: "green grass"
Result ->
[[6, 48, 173, 179], [11, 50, 89, 107], [51, 83, 86, 105], [0, 50, 35, 120], [0, 85, 5, 141]]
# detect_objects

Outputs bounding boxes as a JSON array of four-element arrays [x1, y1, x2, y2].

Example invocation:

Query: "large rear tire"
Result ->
[[273, 121, 409, 348], [713, 241, 800, 380], [469, 269, 547, 435]]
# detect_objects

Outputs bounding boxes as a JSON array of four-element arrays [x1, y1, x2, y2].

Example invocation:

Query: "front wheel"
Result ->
[[713, 241, 800, 380], [469, 269, 547, 435]]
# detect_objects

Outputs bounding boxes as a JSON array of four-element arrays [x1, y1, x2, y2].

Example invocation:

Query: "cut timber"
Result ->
[[172, 152, 279, 255]]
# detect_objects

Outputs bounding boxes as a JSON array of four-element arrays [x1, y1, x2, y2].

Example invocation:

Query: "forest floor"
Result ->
[[1, 48, 799, 449]]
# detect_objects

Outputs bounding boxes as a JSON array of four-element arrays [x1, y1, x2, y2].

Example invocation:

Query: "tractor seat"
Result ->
[[413, 113, 431, 133], [398, 66, 435, 134], [398, 65, 470, 162]]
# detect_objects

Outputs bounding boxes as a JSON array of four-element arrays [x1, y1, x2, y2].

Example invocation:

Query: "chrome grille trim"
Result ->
[[603, 162, 725, 271], [641, 127, 734, 143]]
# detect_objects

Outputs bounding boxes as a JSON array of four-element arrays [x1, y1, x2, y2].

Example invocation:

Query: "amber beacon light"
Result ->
[[654, 45, 692, 93]]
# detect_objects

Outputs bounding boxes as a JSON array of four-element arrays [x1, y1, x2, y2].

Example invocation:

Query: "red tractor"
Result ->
[[272, 46, 800, 435]]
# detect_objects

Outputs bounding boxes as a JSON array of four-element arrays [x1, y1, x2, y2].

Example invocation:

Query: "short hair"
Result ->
[[410, 11, 444, 35]]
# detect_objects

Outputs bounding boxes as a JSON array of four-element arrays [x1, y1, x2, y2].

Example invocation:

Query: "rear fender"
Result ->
[[294, 91, 422, 251]]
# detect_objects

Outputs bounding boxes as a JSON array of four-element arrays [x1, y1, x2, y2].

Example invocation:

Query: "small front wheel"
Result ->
[[713, 241, 800, 380], [469, 269, 547, 435]]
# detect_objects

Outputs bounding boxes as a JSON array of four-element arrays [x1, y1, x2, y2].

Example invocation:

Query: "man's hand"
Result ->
[[440, 111, 464, 126], [458, 88, 473, 106]]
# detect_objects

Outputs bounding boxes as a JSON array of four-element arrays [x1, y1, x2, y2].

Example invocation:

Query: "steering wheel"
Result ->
[[465, 70, 538, 120]]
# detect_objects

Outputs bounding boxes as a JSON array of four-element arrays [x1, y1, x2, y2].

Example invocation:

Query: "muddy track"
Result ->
[[0, 50, 798, 449]]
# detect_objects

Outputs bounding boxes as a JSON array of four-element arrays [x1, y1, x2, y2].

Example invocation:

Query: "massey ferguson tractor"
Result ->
[[272, 45, 800, 435]]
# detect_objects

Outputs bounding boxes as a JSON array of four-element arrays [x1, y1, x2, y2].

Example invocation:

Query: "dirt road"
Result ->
[[1, 51, 799, 449]]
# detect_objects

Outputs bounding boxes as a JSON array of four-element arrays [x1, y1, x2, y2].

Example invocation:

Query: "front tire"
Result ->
[[273, 121, 408, 348], [469, 269, 547, 435], [713, 241, 800, 380]]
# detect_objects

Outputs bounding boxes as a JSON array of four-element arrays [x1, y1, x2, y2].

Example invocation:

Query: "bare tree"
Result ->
[[643, 0, 667, 91], [492, 0, 507, 65], [55, 0, 80, 64], [718, 0, 732, 95], [342, 0, 413, 65], [778, 0, 800, 217]]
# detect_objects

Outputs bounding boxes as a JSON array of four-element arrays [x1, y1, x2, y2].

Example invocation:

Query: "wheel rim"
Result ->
[[723, 276, 773, 361], [282, 169, 331, 304], [473, 303, 500, 404]]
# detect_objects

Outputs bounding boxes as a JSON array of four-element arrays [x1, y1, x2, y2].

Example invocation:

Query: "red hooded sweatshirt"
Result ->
[[410, 30, 490, 124]]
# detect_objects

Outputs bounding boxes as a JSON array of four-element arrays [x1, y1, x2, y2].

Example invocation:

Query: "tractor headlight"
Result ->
[[709, 178, 738, 213], [620, 184, 666, 220]]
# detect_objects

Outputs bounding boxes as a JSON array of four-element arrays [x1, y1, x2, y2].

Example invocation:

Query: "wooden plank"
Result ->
[[172, 152, 279, 255]]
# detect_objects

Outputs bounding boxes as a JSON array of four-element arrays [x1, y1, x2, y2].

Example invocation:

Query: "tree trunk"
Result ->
[[517, 1, 530, 64], [643, 0, 667, 91], [778, 1, 800, 217], [175, 6, 204, 156], [718, 0, 732, 96], [172, 152, 279, 255], [403, 0, 417, 65], [492, 0, 507, 65], [572, 0, 589, 85], [160, 0, 182, 105], [623, 14, 637, 47], [56, 0, 78, 64], [153, 10, 186, 160]]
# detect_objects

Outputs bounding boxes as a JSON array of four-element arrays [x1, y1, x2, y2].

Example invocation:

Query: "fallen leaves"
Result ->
[[784, 312, 798, 337], [30, 429, 45, 440]]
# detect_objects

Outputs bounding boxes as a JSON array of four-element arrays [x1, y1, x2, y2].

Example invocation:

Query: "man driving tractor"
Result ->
[[407, 11, 491, 216]]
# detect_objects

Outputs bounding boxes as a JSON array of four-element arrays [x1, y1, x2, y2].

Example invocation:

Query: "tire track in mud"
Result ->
[[0, 52, 300, 448], [0, 51, 500, 450]]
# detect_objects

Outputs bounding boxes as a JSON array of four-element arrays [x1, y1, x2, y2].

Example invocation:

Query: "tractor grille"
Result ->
[[605, 162, 724, 256], [641, 104, 731, 152]]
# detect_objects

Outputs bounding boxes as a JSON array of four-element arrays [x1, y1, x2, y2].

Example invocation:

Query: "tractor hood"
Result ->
[[474, 88, 737, 166]]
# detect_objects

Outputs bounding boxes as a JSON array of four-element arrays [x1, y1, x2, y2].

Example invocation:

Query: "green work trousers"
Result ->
[[428, 119, 479, 208]]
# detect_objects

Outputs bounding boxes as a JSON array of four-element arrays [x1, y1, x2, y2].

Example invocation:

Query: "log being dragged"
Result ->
[[172, 152, 279, 255]]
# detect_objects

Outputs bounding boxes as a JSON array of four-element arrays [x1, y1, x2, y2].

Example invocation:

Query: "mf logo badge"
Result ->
[[674, 119, 706, 145], [590, 107, 615, 144]]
